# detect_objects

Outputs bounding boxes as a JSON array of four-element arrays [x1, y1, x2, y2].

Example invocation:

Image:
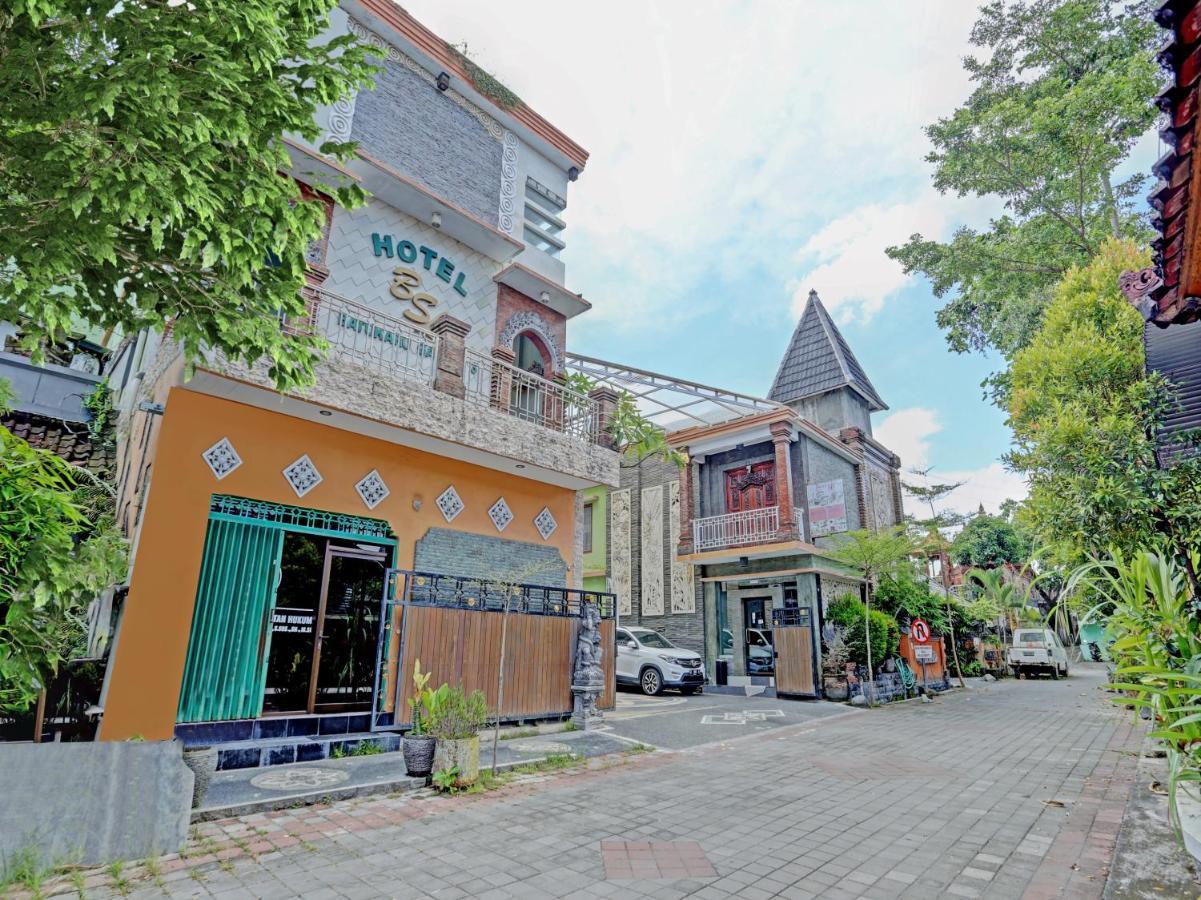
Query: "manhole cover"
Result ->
[[250, 767, 350, 790], [505, 740, 573, 755]]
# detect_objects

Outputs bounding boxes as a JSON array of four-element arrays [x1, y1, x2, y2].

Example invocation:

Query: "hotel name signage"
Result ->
[[371, 232, 469, 325]]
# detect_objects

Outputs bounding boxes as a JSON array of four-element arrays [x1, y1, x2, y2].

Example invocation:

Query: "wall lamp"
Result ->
[[567, 166, 579, 182], [430, 211, 442, 229], [436, 71, 450, 92]]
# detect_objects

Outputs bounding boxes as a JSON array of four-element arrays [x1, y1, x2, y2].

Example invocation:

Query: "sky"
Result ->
[[401, 1, 1160, 519]]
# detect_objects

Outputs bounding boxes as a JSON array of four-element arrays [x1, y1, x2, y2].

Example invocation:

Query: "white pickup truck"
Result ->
[[1007, 628, 1070, 679]]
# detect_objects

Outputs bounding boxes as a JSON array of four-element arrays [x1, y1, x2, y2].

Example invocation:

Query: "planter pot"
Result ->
[[823, 677, 848, 702], [432, 736, 480, 786], [1177, 784, 1201, 865], [402, 734, 436, 778], [182, 746, 217, 809]]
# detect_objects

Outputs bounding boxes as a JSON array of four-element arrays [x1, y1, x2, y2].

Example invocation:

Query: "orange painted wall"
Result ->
[[100, 387, 578, 741]]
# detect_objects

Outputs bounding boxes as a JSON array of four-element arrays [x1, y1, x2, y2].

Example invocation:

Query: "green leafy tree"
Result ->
[[1, 0, 376, 391], [885, 0, 1158, 365], [951, 513, 1032, 569], [829, 527, 915, 688], [967, 567, 1034, 645], [1005, 240, 1201, 570], [826, 595, 901, 671], [0, 384, 126, 713]]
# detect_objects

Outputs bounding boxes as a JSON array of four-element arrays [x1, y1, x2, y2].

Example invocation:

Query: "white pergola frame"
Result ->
[[565, 352, 781, 431]]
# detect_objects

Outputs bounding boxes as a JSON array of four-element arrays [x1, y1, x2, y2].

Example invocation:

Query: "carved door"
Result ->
[[725, 462, 776, 513]]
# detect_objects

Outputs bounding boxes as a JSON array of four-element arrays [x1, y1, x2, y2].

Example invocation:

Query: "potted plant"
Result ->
[[181, 743, 218, 809], [402, 660, 438, 778], [822, 626, 850, 701], [428, 685, 488, 787]]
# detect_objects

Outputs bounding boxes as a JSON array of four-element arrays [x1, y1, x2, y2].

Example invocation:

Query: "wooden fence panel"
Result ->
[[774, 626, 816, 696], [396, 606, 581, 724]]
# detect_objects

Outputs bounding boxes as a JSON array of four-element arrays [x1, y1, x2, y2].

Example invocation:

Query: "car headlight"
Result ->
[[659, 655, 690, 666]]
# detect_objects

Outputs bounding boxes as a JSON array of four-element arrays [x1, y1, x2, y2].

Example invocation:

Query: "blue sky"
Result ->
[[403, 1, 1160, 516]]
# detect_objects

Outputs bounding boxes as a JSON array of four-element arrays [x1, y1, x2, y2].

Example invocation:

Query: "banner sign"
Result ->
[[807, 479, 848, 537]]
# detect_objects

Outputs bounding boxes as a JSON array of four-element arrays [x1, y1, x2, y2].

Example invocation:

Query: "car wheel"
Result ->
[[1013, 668, 1021, 679], [640, 667, 664, 696]]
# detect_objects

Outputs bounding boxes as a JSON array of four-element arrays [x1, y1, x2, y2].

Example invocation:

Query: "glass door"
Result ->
[[311, 547, 388, 712], [262, 533, 325, 714], [743, 597, 775, 675]]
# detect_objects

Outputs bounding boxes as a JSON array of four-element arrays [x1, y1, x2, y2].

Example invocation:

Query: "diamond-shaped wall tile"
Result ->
[[436, 485, 464, 523], [534, 507, 557, 540], [201, 437, 242, 480], [488, 497, 513, 532], [355, 469, 389, 510], [282, 454, 323, 498]]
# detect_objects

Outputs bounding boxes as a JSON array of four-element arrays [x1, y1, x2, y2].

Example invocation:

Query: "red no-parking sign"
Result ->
[[911, 619, 931, 643]]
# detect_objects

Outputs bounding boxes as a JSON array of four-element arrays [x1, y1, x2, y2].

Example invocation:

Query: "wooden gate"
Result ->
[[772, 607, 817, 698], [372, 571, 616, 729]]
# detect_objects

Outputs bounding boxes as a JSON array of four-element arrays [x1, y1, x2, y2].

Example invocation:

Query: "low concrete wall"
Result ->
[[0, 741, 193, 871]]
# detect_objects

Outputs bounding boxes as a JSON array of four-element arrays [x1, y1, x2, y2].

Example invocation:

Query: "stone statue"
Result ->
[[571, 599, 605, 728]]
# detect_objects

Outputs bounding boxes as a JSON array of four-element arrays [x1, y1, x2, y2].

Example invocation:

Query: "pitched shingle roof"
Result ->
[[768, 290, 887, 411], [2, 410, 114, 476]]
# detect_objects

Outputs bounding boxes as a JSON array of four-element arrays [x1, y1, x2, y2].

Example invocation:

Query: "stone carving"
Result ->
[[499, 131, 520, 235], [869, 469, 893, 532], [1119, 266, 1163, 321], [571, 599, 605, 729], [610, 490, 632, 616], [324, 94, 357, 150], [347, 18, 504, 141], [497, 311, 563, 372], [640, 485, 665, 616], [669, 481, 695, 613]]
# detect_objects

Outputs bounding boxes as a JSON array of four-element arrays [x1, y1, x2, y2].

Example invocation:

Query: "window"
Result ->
[[523, 177, 567, 257], [582, 501, 595, 553], [635, 631, 674, 649]]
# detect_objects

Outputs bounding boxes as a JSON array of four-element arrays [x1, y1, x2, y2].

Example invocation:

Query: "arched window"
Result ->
[[513, 331, 548, 377]]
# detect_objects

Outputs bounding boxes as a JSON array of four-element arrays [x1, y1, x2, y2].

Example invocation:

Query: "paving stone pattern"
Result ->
[[49, 666, 1144, 899]]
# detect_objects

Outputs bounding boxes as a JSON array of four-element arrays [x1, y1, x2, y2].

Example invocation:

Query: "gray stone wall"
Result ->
[[791, 388, 872, 436], [617, 458, 705, 655], [352, 56, 502, 225], [799, 438, 861, 546], [414, 527, 567, 586], [0, 741, 192, 869]]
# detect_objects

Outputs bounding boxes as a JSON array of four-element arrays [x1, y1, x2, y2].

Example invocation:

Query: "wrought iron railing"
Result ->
[[462, 348, 598, 442], [285, 285, 439, 386], [692, 505, 780, 551], [386, 570, 615, 619]]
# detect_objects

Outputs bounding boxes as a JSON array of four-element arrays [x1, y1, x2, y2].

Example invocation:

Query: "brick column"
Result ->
[[490, 346, 516, 413], [429, 314, 470, 399], [839, 426, 870, 533], [677, 450, 695, 555], [588, 385, 620, 450], [770, 421, 797, 540]]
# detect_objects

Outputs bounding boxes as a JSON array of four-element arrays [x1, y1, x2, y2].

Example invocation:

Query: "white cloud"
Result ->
[[935, 464, 1029, 518], [875, 406, 941, 470]]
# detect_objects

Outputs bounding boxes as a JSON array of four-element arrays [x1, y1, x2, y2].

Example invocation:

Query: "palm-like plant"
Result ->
[[1067, 548, 1201, 832], [966, 568, 1031, 647]]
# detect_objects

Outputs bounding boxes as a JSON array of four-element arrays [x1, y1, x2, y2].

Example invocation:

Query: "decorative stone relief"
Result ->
[[354, 469, 390, 510], [499, 131, 520, 236], [488, 497, 513, 532], [497, 311, 563, 372], [282, 454, 323, 498], [610, 490, 632, 617], [201, 437, 242, 480], [869, 469, 892, 532], [323, 94, 357, 150], [571, 598, 605, 729], [640, 485, 665, 617], [668, 481, 695, 614], [534, 506, 557, 540], [436, 485, 464, 522], [347, 18, 504, 141]]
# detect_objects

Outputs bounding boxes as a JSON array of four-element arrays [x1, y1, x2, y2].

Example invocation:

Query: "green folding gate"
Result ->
[[177, 518, 284, 723]]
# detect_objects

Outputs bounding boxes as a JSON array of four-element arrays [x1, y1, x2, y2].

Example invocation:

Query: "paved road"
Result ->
[[79, 664, 1139, 899]]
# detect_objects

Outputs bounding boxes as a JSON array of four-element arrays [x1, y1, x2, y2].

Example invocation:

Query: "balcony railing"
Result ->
[[692, 506, 781, 552], [463, 348, 599, 442], [287, 286, 439, 387]]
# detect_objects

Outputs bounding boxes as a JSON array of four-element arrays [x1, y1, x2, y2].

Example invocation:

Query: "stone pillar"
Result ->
[[588, 385, 620, 450], [677, 450, 695, 555], [429, 314, 470, 399], [570, 601, 605, 729], [839, 426, 870, 532], [770, 421, 797, 540], [490, 346, 516, 413]]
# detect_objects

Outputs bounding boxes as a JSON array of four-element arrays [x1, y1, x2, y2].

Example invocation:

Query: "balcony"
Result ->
[[692, 506, 783, 552], [171, 285, 619, 489]]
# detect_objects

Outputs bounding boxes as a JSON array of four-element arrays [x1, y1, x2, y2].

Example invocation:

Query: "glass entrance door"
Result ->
[[263, 533, 324, 714], [312, 548, 387, 712], [743, 597, 775, 675]]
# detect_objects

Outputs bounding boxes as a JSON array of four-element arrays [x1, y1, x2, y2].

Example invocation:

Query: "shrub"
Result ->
[[827, 595, 900, 668], [426, 685, 488, 740]]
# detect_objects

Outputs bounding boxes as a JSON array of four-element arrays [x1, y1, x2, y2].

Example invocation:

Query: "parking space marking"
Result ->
[[700, 710, 787, 725]]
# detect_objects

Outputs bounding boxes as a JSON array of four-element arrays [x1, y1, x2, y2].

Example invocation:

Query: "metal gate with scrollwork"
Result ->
[[772, 607, 818, 698]]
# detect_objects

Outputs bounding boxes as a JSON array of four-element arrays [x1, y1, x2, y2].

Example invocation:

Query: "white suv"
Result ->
[[615, 627, 705, 695], [1007, 628, 1070, 679]]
